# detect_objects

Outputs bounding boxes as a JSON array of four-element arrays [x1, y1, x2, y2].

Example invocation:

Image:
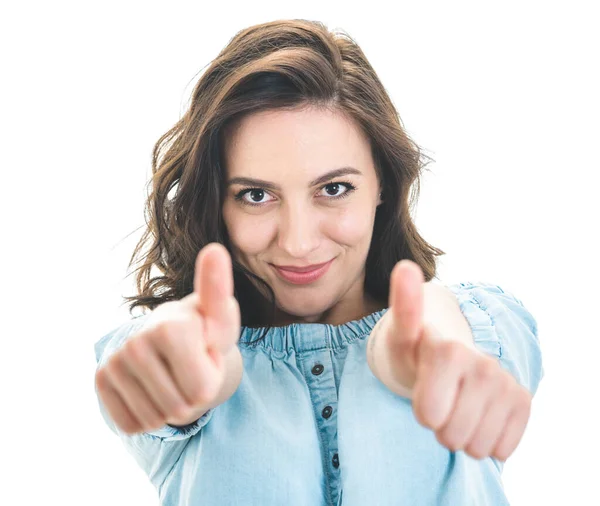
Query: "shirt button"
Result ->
[[322, 406, 333, 419], [332, 453, 339, 469], [311, 364, 324, 375]]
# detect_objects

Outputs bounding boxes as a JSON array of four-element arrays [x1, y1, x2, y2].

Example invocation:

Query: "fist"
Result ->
[[95, 242, 242, 434], [369, 260, 533, 462], [412, 336, 533, 462]]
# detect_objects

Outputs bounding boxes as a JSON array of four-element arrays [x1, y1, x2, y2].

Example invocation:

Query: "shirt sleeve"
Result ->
[[93, 314, 215, 443], [446, 281, 545, 397]]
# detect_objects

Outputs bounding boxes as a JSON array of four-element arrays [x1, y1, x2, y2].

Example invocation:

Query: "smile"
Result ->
[[271, 258, 335, 285]]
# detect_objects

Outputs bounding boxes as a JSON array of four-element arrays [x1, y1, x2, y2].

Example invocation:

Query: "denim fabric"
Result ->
[[94, 281, 543, 506]]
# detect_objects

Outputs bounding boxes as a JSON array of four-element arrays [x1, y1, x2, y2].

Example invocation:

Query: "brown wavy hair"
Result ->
[[122, 19, 445, 343]]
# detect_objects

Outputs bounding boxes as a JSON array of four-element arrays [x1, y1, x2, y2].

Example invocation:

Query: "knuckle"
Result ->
[[105, 354, 124, 379], [435, 430, 448, 447], [155, 323, 180, 348], [494, 446, 511, 462], [517, 388, 532, 411], [138, 405, 163, 431], [153, 318, 174, 338], [465, 441, 488, 459], [436, 429, 460, 452], [188, 383, 210, 406], [473, 358, 497, 382], [413, 399, 435, 430], [169, 403, 200, 425], [437, 340, 465, 363], [467, 446, 487, 460], [146, 414, 165, 431], [116, 422, 129, 434], [497, 374, 515, 398], [123, 337, 147, 365], [95, 368, 109, 390], [411, 400, 426, 426], [118, 420, 137, 435], [171, 402, 195, 421], [414, 408, 428, 428], [493, 451, 508, 462]]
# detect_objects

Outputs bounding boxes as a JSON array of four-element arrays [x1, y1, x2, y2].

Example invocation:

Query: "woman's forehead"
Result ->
[[223, 108, 376, 183]]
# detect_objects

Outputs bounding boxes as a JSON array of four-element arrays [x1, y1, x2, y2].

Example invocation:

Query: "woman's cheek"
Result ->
[[328, 208, 373, 243], [229, 214, 274, 253]]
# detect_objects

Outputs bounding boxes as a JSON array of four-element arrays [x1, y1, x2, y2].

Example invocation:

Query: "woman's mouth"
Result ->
[[271, 258, 335, 285]]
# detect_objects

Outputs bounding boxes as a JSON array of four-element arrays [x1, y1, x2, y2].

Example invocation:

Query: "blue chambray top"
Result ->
[[93, 281, 544, 506]]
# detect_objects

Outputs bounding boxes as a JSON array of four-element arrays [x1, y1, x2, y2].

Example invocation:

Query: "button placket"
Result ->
[[302, 344, 341, 506]]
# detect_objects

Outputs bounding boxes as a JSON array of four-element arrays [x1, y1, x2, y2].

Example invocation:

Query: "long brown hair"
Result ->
[[122, 19, 445, 343]]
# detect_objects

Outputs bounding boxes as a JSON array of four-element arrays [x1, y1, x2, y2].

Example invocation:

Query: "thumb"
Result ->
[[387, 259, 425, 372], [193, 242, 240, 353], [194, 242, 234, 311]]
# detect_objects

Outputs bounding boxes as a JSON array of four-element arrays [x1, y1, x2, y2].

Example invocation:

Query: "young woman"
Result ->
[[94, 19, 543, 506]]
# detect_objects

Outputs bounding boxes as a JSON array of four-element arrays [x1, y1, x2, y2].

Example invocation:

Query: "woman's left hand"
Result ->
[[366, 260, 533, 462]]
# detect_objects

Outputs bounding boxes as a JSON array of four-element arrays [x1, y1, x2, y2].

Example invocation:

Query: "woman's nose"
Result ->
[[277, 205, 320, 259]]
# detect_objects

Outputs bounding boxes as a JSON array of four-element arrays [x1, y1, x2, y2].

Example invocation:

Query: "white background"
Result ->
[[1, 1, 598, 505]]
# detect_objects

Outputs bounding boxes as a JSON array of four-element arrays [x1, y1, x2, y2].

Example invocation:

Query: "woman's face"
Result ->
[[222, 106, 383, 325]]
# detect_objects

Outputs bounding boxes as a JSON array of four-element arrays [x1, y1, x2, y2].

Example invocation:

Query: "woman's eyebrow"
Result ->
[[226, 167, 363, 191]]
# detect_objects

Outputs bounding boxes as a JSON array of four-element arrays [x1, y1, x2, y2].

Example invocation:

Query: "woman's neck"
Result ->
[[268, 293, 387, 327]]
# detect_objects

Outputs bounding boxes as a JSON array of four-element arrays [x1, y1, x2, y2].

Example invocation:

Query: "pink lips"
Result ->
[[272, 258, 334, 285]]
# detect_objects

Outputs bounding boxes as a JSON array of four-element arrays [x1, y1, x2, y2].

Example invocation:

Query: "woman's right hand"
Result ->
[[95, 242, 242, 434]]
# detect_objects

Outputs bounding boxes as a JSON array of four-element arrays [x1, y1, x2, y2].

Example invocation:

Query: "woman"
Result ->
[[94, 19, 543, 506]]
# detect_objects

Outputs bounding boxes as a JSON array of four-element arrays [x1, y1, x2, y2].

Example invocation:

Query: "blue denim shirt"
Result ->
[[94, 281, 544, 506]]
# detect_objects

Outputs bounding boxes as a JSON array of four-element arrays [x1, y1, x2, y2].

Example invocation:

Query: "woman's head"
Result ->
[[222, 105, 384, 326], [124, 19, 445, 339]]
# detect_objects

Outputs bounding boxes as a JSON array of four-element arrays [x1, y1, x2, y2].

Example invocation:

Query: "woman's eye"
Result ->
[[233, 188, 273, 207], [322, 182, 349, 197], [242, 189, 271, 205], [234, 181, 357, 207]]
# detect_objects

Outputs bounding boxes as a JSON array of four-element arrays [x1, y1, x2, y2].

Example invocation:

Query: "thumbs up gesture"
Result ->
[[96, 243, 243, 434], [366, 260, 533, 462]]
